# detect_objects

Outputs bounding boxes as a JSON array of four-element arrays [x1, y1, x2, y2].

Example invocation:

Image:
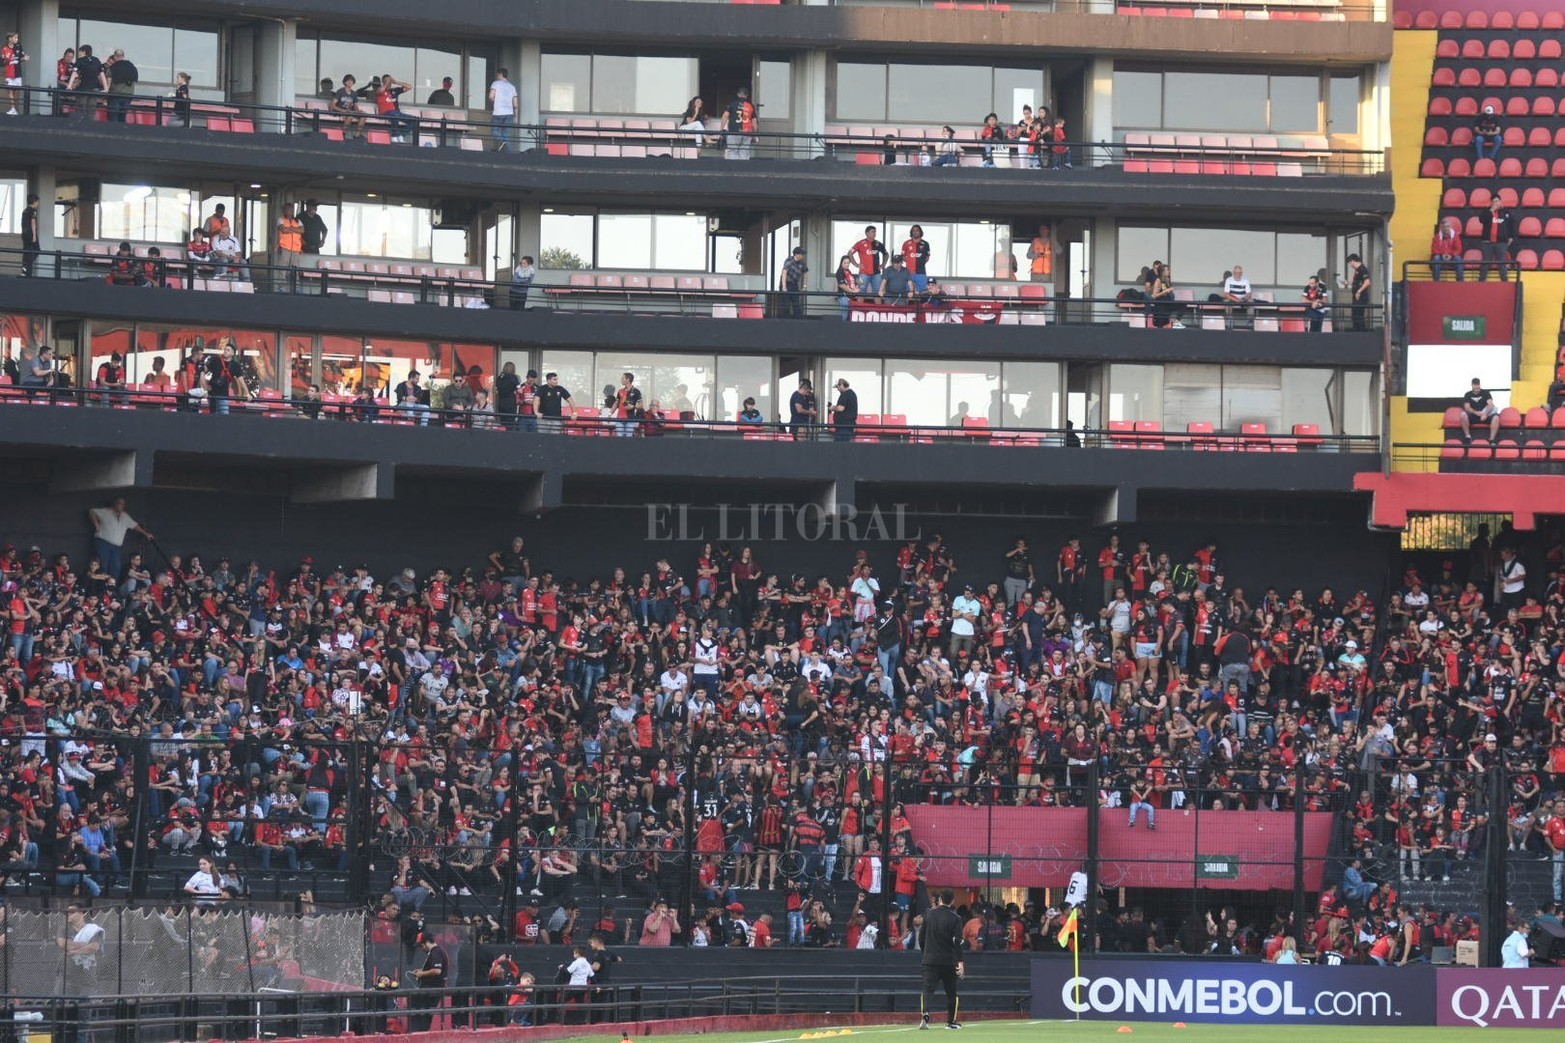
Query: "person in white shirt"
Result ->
[[1498, 547, 1527, 611], [184, 855, 226, 901], [949, 584, 982, 656], [1500, 921, 1533, 968], [563, 944, 595, 1020], [1220, 263, 1253, 327], [660, 665, 690, 704], [488, 67, 518, 151], [87, 497, 153, 582], [693, 623, 722, 698]]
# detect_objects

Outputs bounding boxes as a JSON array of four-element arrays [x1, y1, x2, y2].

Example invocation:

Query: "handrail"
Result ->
[[0, 246, 1387, 331], [1400, 259, 1522, 282], [0, 381, 1380, 451], [5, 85, 1388, 176]]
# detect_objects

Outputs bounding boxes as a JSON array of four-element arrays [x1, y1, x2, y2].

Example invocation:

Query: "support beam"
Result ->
[[1092, 486, 1137, 528], [520, 472, 563, 515], [290, 463, 389, 504], [49, 451, 148, 493], [818, 477, 851, 516]]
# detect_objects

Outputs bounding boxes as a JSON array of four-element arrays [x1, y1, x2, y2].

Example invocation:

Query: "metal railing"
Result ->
[[1, 246, 1387, 331], [1400, 259, 1523, 283], [0, 381, 1380, 451], [4, 85, 1388, 176]]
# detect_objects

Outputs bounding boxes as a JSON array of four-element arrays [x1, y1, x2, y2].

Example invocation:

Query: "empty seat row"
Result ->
[[1122, 133, 1331, 176], [1441, 439, 1565, 463], [1428, 95, 1562, 117], [1120, 5, 1347, 21], [543, 118, 703, 160], [1434, 37, 1565, 60], [1431, 66, 1564, 89], [1440, 215, 1565, 240], [1422, 156, 1565, 179], [1395, 9, 1565, 29]]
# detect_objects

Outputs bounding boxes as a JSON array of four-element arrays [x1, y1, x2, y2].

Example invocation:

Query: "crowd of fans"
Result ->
[[2, 503, 1562, 957]]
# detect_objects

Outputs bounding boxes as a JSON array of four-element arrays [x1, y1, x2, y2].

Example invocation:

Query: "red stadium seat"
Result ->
[[1517, 217, 1543, 238], [1492, 11, 1514, 29], [1522, 440, 1547, 461], [1534, 97, 1557, 116], [1469, 187, 1492, 208], [1440, 439, 1465, 460], [1515, 250, 1539, 270], [1497, 187, 1518, 206], [1457, 68, 1482, 88], [1449, 158, 1472, 178], [1483, 68, 1506, 88], [1542, 39, 1563, 60], [1435, 39, 1459, 58], [1429, 96, 1453, 117], [1524, 407, 1550, 429], [1467, 439, 1493, 460], [1503, 127, 1525, 148], [1525, 158, 1549, 178], [1431, 68, 1456, 87], [1518, 11, 1541, 28], [1544, 11, 1565, 29], [1453, 97, 1478, 117], [1424, 126, 1449, 147], [1553, 408, 1565, 428], [1545, 218, 1565, 238], [1550, 189, 1565, 207], [1498, 407, 1523, 430], [1415, 10, 1437, 28], [1522, 187, 1545, 207], [1540, 70, 1562, 89], [1527, 128, 1551, 149], [1459, 32, 1482, 52], [1486, 40, 1509, 60], [1450, 126, 1473, 147], [1494, 439, 1520, 461], [1443, 407, 1465, 428], [1443, 187, 1467, 208], [1420, 158, 1444, 178], [1395, 10, 1413, 28], [1464, 217, 1483, 239], [1505, 96, 1528, 117], [1544, 251, 1565, 271], [1509, 69, 1532, 89], [1513, 39, 1537, 60], [1466, 10, 1488, 29]]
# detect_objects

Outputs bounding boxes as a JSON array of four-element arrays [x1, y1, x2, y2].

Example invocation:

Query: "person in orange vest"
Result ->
[[1027, 224, 1053, 283], [275, 202, 304, 287]]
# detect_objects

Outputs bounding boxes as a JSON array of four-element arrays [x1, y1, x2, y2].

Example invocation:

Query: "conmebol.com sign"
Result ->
[[1031, 959, 1436, 1026]]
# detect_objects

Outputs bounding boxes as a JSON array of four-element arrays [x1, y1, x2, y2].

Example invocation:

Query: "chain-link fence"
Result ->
[[0, 906, 366, 996]]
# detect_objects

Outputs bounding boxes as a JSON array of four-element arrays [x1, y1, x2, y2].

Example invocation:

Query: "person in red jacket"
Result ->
[[1431, 217, 1465, 282]]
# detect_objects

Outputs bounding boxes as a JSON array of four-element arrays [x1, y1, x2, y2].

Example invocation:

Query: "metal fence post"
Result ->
[[1482, 762, 1507, 967], [1292, 759, 1307, 945], [1084, 760, 1099, 955]]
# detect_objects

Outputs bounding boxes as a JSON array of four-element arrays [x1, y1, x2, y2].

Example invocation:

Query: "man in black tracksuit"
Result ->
[[919, 889, 965, 1029]]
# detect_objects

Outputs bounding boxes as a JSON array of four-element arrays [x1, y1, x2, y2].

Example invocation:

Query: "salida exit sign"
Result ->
[[1443, 316, 1487, 339]]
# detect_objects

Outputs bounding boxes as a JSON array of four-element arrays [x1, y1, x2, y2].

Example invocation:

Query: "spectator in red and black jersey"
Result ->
[[374, 72, 417, 142], [901, 226, 932, 294], [850, 226, 889, 297]]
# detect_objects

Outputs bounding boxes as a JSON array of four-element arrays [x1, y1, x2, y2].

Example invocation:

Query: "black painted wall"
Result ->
[[0, 487, 1394, 598]]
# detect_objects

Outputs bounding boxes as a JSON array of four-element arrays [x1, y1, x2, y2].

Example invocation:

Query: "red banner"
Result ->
[[905, 805, 1333, 891], [1405, 281, 1516, 344], [848, 300, 1004, 324]]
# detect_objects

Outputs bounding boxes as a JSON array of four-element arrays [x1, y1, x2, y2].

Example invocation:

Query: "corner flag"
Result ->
[[1058, 907, 1079, 950]]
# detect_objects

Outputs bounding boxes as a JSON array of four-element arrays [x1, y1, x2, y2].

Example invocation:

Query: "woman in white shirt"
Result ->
[[184, 856, 225, 901]]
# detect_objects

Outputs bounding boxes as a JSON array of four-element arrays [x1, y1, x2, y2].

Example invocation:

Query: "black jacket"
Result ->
[[920, 905, 964, 966]]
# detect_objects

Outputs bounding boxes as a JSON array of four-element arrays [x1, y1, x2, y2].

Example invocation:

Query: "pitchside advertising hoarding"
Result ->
[[1032, 960, 1565, 1028], [1403, 281, 1517, 403]]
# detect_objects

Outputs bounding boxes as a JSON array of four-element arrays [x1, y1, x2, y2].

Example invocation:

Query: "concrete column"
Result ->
[[515, 203, 541, 273], [506, 39, 537, 146], [1088, 216, 1115, 301], [794, 49, 828, 157], [1085, 57, 1114, 169], [30, 165, 58, 263], [19, 0, 59, 104], [253, 19, 297, 131]]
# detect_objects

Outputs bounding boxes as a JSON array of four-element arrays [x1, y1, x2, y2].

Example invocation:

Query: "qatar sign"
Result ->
[[1437, 969, 1565, 1029]]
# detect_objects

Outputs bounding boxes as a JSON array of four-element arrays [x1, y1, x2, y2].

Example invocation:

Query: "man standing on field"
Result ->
[[919, 889, 964, 1029]]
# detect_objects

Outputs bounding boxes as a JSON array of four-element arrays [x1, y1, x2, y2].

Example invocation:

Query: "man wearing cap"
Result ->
[[781, 246, 809, 319], [87, 497, 153, 583], [409, 930, 449, 1031], [879, 253, 913, 304], [950, 585, 982, 658]]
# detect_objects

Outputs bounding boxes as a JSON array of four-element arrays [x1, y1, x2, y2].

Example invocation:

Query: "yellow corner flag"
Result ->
[[1060, 906, 1082, 1020], [1058, 907, 1079, 950]]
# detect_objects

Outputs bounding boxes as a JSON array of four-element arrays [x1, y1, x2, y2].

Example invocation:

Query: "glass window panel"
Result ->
[[1169, 227, 1276, 286], [1330, 74, 1361, 136], [1107, 364, 1162, 423], [886, 362, 946, 428], [337, 201, 433, 259], [287, 334, 316, 397], [887, 221, 950, 278], [444, 343, 497, 388], [950, 364, 1002, 427], [360, 339, 434, 399], [468, 53, 493, 113], [653, 214, 707, 271], [598, 213, 653, 270], [320, 336, 363, 396], [539, 352, 593, 409], [716, 355, 773, 423], [834, 62, 886, 123], [1113, 70, 1162, 129], [593, 352, 649, 412], [1067, 362, 1104, 430], [0, 179, 25, 236], [98, 185, 194, 244], [634, 354, 714, 418], [318, 39, 408, 89], [310, 202, 341, 257], [79, 21, 173, 84], [414, 45, 461, 101], [994, 68, 1046, 124], [1163, 72, 1266, 131], [540, 53, 591, 113], [832, 220, 879, 270], [1269, 74, 1320, 132], [1221, 365, 1281, 430], [635, 57, 697, 116], [540, 212, 595, 270], [296, 37, 320, 98], [1, 316, 47, 390], [1342, 369, 1378, 436], [1117, 226, 1169, 283], [173, 29, 218, 88], [131, 326, 276, 392], [888, 64, 988, 124], [758, 60, 790, 121], [1001, 361, 1061, 430], [1276, 232, 1327, 285], [89, 322, 135, 392], [824, 359, 884, 415], [953, 222, 1007, 279], [591, 54, 636, 114], [1162, 363, 1221, 431], [432, 228, 467, 265], [1280, 367, 1333, 433]]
